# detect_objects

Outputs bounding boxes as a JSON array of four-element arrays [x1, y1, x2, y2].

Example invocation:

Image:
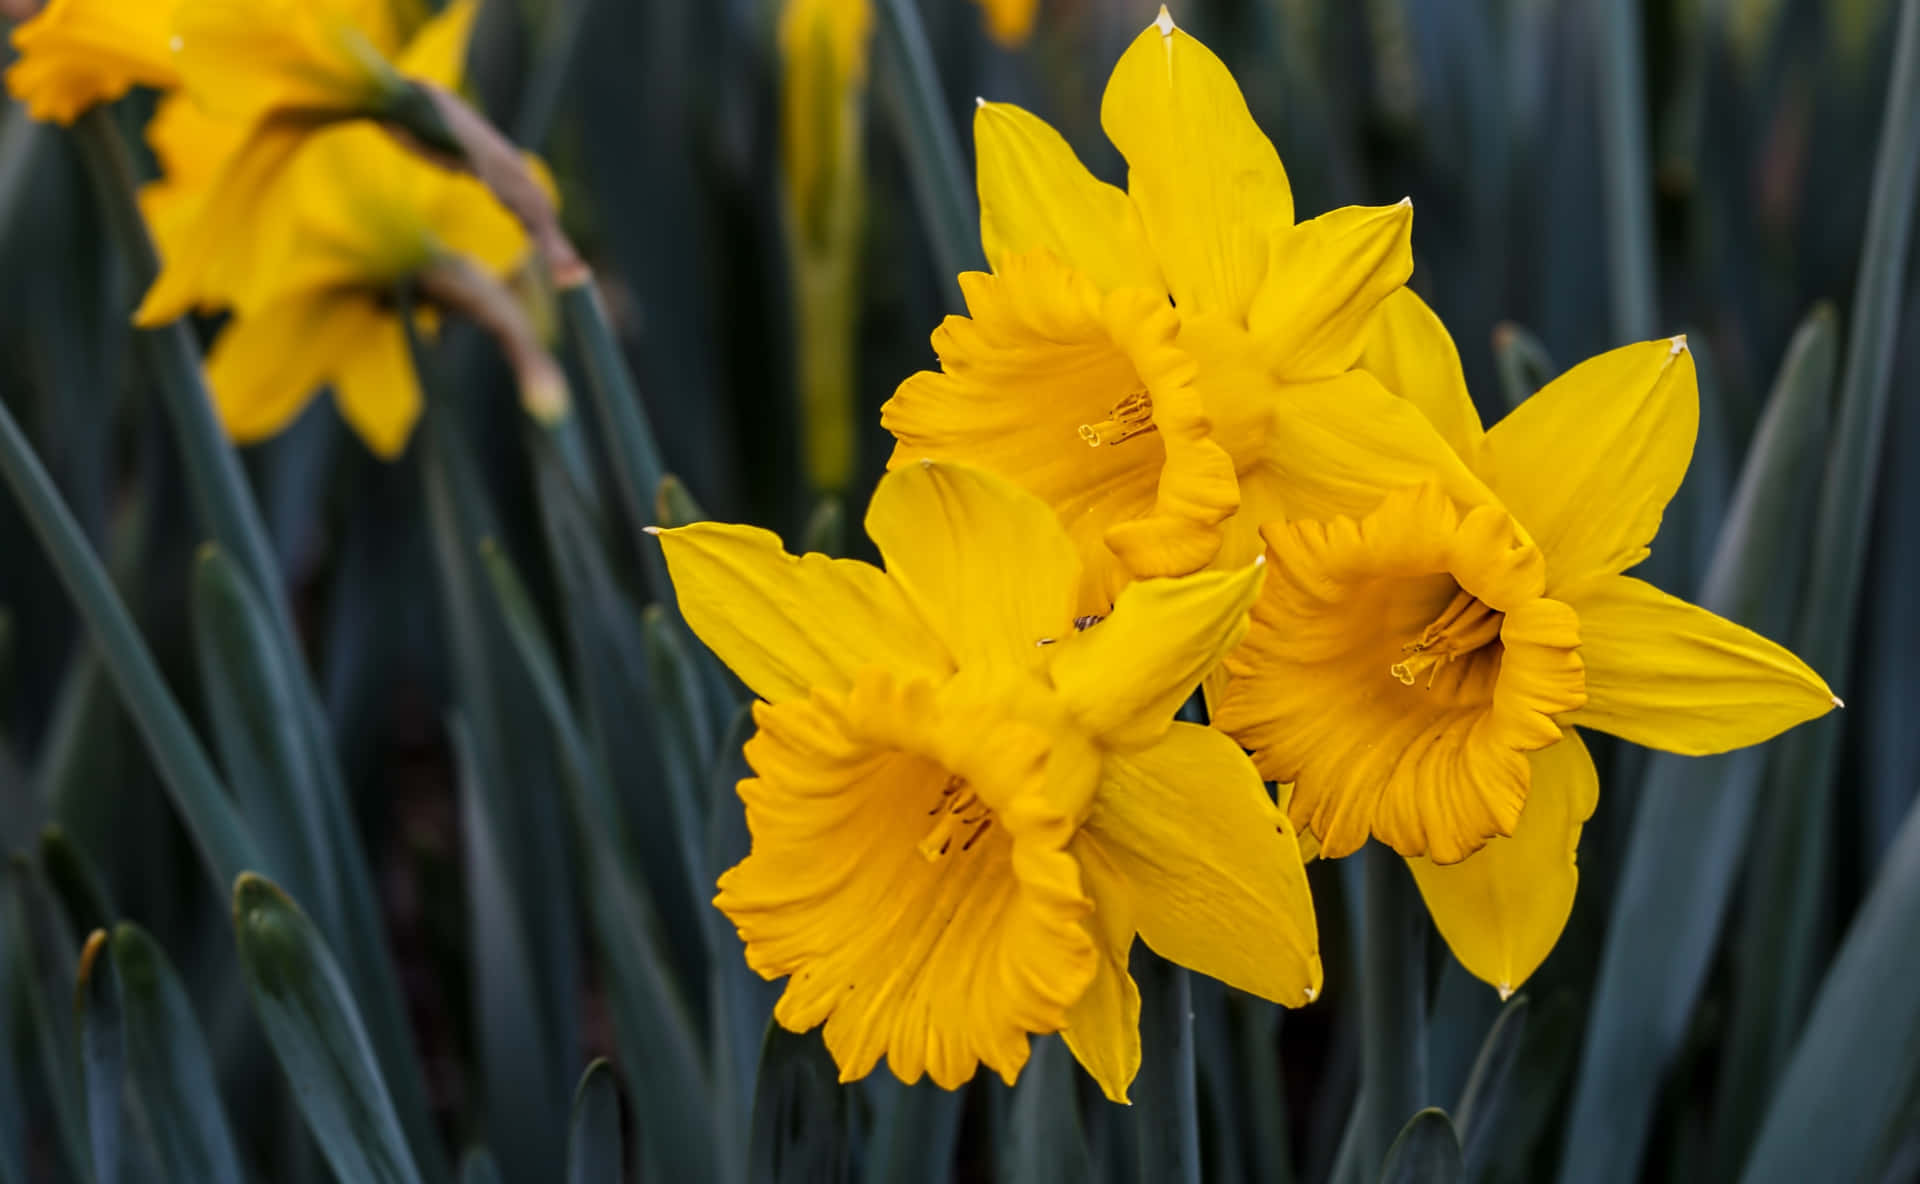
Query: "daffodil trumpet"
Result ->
[[652, 460, 1320, 1101]]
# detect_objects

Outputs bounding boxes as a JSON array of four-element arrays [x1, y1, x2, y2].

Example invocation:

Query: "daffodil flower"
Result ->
[[882, 8, 1482, 616], [135, 0, 478, 325], [4, 0, 180, 124], [654, 461, 1320, 1101], [205, 121, 531, 458], [972, 0, 1039, 47], [1212, 296, 1839, 994]]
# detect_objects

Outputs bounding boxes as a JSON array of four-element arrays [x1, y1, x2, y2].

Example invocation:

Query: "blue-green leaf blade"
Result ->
[[566, 1061, 624, 1184], [231, 873, 423, 1184], [749, 1026, 849, 1184], [1378, 1108, 1462, 1184], [107, 922, 245, 1184]]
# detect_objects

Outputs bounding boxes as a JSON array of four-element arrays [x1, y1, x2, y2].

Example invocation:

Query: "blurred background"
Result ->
[[0, 0, 1916, 1181]]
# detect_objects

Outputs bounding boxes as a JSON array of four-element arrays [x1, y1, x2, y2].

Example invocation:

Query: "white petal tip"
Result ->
[[1398, 195, 1413, 207], [641, 525, 663, 536], [1154, 6, 1176, 36], [918, 457, 935, 469], [1253, 554, 1267, 568], [1497, 983, 1514, 1001], [975, 96, 987, 109], [1302, 985, 1317, 1003], [1832, 694, 1846, 709], [169, 34, 184, 52], [1669, 334, 1688, 356]]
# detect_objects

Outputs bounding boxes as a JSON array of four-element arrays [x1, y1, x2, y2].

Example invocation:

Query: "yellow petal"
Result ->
[[1408, 729, 1598, 995], [1247, 201, 1414, 381], [1089, 722, 1321, 1006], [175, 0, 399, 122], [393, 0, 476, 87], [1477, 337, 1697, 590], [1099, 11, 1291, 321], [330, 312, 422, 459], [1050, 563, 1264, 750], [653, 523, 950, 704], [1244, 368, 1496, 526], [864, 460, 1081, 676], [880, 251, 1233, 608], [1563, 574, 1837, 754], [974, 101, 1164, 296], [1060, 833, 1140, 1103], [136, 120, 306, 325], [1360, 288, 1485, 459], [207, 291, 396, 446], [5, 0, 180, 125]]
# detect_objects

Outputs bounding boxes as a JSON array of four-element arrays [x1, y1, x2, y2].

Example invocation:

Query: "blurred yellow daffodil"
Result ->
[[1212, 300, 1839, 994], [655, 461, 1319, 1102], [135, 0, 478, 325], [205, 121, 530, 458], [777, 0, 870, 492], [973, 0, 1038, 47], [882, 8, 1481, 618], [5, 0, 179, 123]]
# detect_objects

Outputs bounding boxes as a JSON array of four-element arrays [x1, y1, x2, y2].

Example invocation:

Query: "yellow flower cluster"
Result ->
[[6, 0, 535, 457], [658, 8, 1838, 1101]]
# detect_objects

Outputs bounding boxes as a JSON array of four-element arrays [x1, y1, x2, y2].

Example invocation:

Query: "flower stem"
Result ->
[[1360, 844, 1429, 1177]]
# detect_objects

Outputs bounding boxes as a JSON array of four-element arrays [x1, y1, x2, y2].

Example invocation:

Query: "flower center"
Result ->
[[1391, 588, 1504, 688], [1077, 388, 1156, 447], [918, 775, 996, 859]]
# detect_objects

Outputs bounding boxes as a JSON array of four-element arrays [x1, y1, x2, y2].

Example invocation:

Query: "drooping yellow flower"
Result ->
[[134, 0, 477, 326], [5, 0, 180, 124], [1211, 295, 1839, 993], [655, 461, 1319, 1100], [777, 0, 871, 491], [205, 121, 528, 458], [882, 8, 1486, 619], [973, 0, 1038, 47]]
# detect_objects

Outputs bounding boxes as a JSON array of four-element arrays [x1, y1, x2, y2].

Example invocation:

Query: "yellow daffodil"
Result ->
[[777, 0, 871, 491], [205, 122, 528, 458], [134, 0, 477, 325], [1211, 296, 1839, 994], [5, 0, 179, 124], [654, 461, 1319, 1101], [882, 8, 1484, 619], [973, 0, 1038, 47]]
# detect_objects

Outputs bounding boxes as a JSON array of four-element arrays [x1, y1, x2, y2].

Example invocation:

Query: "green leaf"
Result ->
[[1453, 994, 1527, 1177], [865, 1080, 964, 1184], [1560, 304, 1838, 1184], [458, 1149, 503, 1184], [566, 1061, 624, 1184], [1722, 0, 1920, 1148], [1130, 952, 1200, 1184], [1738, 792, 1920, 1183], [749, 1026, 849, 1184], [654, 474, 708, 529], [802, 496, 846, 558], [1592, 0, 1657, 340], [559, 281, 668, 565], [5, 857, 90, 1179], [706, 705, 777, 1183], [1378, 1109, 1462, 1184], [1360, 847, 1429, 1178], [872, 0, 982, 304], [106, 922, 245, 1184], [1478, 991, 1581, 1184], [641, 603, 716, 912], [38, 826, 112, 936], [231, 874, 423, 1184], [1005, 1035, 1091, 1183], [189, 547, 332, 928], [476, 539, 717, 1182], [1491, 322, 1558, 411], [75, 929, 123, 1184]]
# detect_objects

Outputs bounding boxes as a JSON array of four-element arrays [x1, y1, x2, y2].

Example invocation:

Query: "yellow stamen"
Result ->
[[1390, 588, 1503, 688], [1077, 389, 1156, 447]]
